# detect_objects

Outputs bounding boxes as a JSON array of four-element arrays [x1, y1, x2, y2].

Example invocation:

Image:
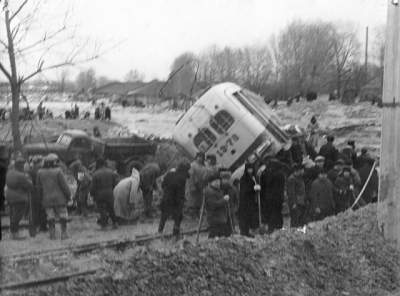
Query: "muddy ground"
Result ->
[[4, 204, 399, 296]]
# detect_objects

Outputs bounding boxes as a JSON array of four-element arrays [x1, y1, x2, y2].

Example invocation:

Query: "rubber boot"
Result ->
[[48, 219, 56, 240], [60, 218, 68, 240]]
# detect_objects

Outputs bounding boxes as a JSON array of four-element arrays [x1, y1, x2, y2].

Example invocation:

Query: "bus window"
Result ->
[[210, 110, 234, 134], [193, 128, 217, 152]]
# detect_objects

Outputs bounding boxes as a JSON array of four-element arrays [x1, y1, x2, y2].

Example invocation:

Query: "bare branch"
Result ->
[[0, 62, 12, 82], [17, 26, 66, 54], [10, 0, 29, 22]]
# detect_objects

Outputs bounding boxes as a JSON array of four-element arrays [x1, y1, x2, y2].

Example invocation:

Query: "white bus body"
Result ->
[[173, 82, 290, 170]]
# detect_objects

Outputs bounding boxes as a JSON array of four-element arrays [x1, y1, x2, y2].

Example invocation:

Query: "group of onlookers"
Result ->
[[1, 114, 379, 242]]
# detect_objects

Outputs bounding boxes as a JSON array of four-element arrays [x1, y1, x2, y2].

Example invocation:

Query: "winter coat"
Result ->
[[187, 161, 207, 208], [37, 167, 71, 207], [303, 166, 320, 193], [309, 177, 335, 216], [290, 143, 304, 164], [334, 174, 357, 213], [238, 167, 257, 223], [113, 168, 142, 220], [5, 169, 33, 204], [358, 163, 379, 204], [287, 174, 305, 209], [188, 161, 206, 192], [260, 168, 285, 229], [319, 143, 339, 170], [140, 163, 160, 192], [69, 160, 91, 189], [327, 167, 341, 184], [90, 167, 118, 202], [221, 183, 238, 216], [205, 184, 227, 226], [161, 165, 189, 211]]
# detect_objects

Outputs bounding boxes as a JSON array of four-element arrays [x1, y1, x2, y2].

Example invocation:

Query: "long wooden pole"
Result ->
[[378, 0, 400, 249]]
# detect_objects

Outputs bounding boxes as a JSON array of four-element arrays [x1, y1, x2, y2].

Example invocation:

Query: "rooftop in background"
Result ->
[[94, 81, 145, 96]]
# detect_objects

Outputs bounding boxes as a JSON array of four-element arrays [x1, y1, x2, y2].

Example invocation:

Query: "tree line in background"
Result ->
[[168, 20, 385, 102]]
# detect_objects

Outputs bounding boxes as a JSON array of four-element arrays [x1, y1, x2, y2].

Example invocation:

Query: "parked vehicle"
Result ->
[[23, 129, 157, 174], [173, 82, 290, 170]]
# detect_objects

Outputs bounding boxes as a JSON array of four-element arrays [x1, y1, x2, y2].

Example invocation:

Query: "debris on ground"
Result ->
[[7, 204, 400, 296]]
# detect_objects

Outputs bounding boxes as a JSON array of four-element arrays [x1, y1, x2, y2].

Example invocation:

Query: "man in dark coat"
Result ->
[[91, 158, 119, 229], [354, 147, 370, 170], [238, 163, 259, 237], [5, 157, 33, 240], [220, 169, 238, 233], [28, 156, 47, 235], [158, 162, 190, 238], [69, 156, 91, 216], [205, 172, 231, 238], [37, 154, 71, 240], [140, 162, 161, 218], [261, 159, 285, 233], [334, 167, 359, 213], [327, 159, 345, 184], [287, 164, 306, 227], [319, 135, 339, 171], [105, 106, 111, 120], [0, 144, 9, 212], [290, 136, 304, 164], [309, 169, 335, 221], [357, 157, 378, 204]]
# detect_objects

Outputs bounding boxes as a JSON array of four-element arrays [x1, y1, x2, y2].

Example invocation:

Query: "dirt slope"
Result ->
[[8, 204, 400, 296]]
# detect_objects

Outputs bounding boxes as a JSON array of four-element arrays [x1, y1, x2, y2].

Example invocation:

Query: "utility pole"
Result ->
[[364, 26, 369, 84], [378, 0, 400, 249]]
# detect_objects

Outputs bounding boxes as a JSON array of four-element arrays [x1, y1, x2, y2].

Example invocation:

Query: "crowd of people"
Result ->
[[1, 152, 162, 240], [0, 115, 379, 242]]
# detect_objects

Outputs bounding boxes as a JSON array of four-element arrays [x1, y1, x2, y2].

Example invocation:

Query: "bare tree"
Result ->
[[57, 69, 69, 93], [273, 20, 336, 97], [124, 69, 145, 82], [75, 68, 97, 92], [331, 26, 360, 98], [0, 0, 101, 151]]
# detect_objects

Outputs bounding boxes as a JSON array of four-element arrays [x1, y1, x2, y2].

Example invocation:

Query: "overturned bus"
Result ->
[[173, 82, 290, 170]]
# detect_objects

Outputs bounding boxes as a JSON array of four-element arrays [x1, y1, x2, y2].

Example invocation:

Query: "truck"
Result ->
[[173, 82, 290, 171], [22, 129, 157, 174]]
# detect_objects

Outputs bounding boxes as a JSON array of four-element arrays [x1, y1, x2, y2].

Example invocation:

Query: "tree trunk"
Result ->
[[10, 83, 22, 151], [5, 2, 22, 152]]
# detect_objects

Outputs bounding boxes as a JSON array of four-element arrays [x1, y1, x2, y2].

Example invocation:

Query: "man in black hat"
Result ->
[[205, 172, 231, 238], [287, 163, 306, 227], [319, 135, 339, 171]]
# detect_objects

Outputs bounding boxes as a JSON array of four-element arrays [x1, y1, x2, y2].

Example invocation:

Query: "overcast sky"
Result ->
[[11, 0, 390, 82]]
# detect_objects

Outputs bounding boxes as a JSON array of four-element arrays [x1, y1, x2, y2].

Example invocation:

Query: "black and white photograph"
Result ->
[[0, 0, 399, 295]]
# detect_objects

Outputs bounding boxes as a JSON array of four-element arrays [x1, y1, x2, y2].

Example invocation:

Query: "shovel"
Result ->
[[253, 177, 267, 235], [226, 201, 236, 235], [195, 190, 206, 245]]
